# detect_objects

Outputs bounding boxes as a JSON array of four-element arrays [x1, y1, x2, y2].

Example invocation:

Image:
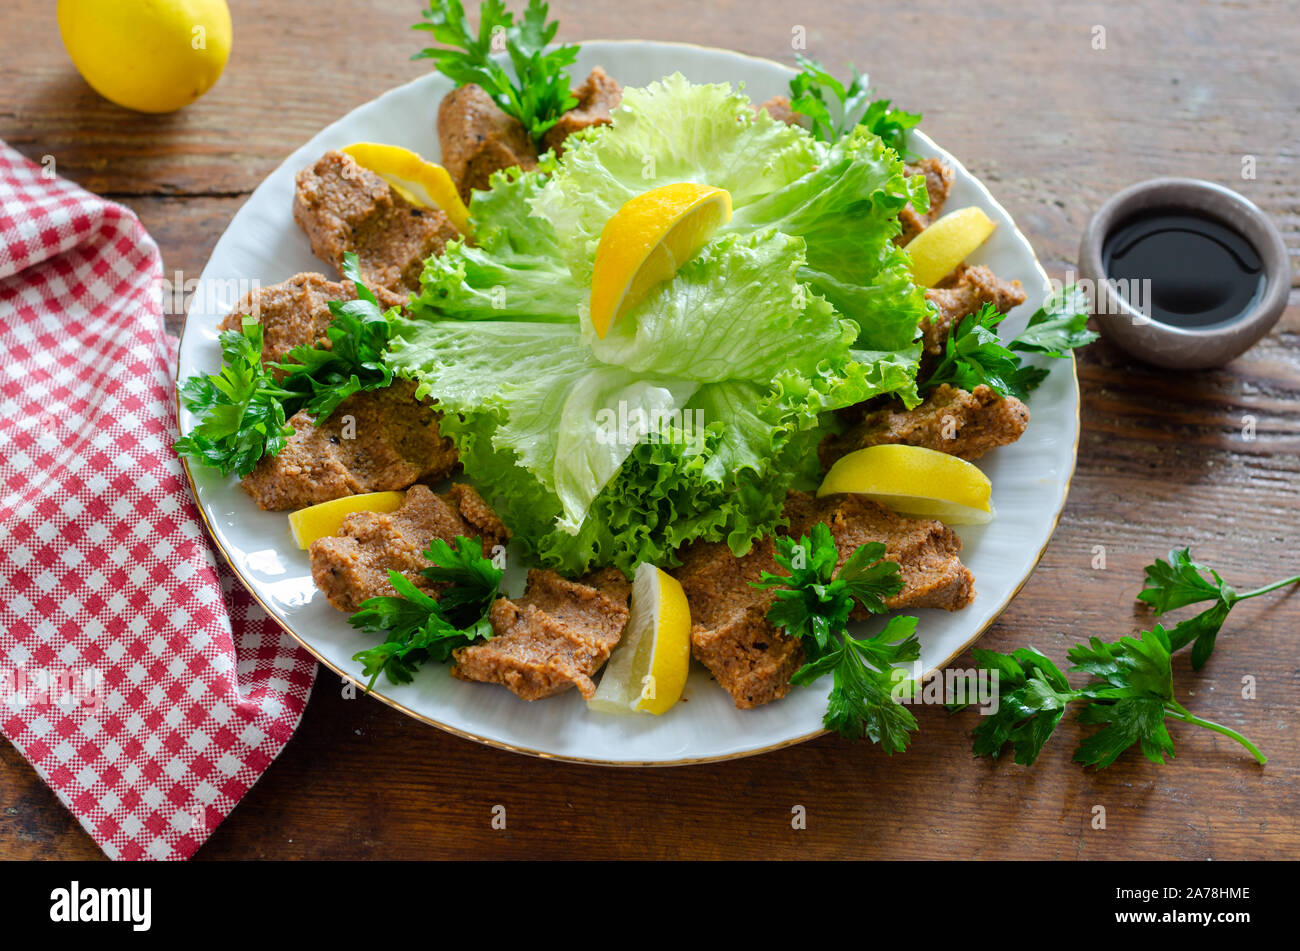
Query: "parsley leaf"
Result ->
[[350, 536, 504, 689], [1068, 626, 1265, 767], [1009, 283, 1098, 357], [176, 253, 401, 478], [788, 54, 921, 158], [839, 541, 911, 612], [959, 545, 1288, 769], [1138, 547, 1233, 614], [420, 536, 506, 629], [921, 284, 1095, 402], [792, 616, 921, 751], [414, 0, 579, 145], [1074, 696, 1176, 769], [966, 647, 1080, 765], [1070, 627, 1175, 703], [349, 572, 466, 686], [270, 253, 397, 421], [968, 614, 1276, 769], [1068, 627, 1184, 768], [754, 524, 903, 659], [922, 303, 1031, 399], [858, 98, 924, 160], [966, 626, 1266, 769], [1137, 548, 1300, 669], [173, 318, 296, 477], [755, 524, 917, 750], [1164, 603, 1234, 671]]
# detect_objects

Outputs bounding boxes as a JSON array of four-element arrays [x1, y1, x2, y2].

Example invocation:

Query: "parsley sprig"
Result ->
[[1138, 547, 1300, 669], [1010, 283, 1098, 357], [173, 320, 297, 476], [958, 548, 1294, 768], [175, 253, 399, 477], [967, 647, 1077, 766], [922, 303, 1048, 401], [788, 55, 922, 158], [1070, 626, 1265, 767], [922, 284, 1098, 401], [414, 0, 579, 145], [793, 616, 921, 749], [753, 523, 919, 752], [350, 536, 504, 689], [963, 630, 1265, 768], [270, 254, 396, 420]]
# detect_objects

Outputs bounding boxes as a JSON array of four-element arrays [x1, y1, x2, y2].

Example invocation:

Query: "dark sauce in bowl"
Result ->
[[1101, 209, 1265, 328]]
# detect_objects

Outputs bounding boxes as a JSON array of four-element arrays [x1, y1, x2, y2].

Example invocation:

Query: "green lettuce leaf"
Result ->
[[586, 229, 855, 383], [389, 75, 930, 576], [409, 167, 583, 322], [532, 72, 819, 283], [552, 369, 698, 533], [726, 125, 931, 351]]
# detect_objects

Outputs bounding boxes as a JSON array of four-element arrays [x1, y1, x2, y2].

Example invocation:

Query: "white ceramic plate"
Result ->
[[177, 41, 1078, 765]]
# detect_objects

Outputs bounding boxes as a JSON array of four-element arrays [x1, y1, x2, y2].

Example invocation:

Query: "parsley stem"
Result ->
[[1164, 703, 1267, 765], [1235, 573, 1300, 601]]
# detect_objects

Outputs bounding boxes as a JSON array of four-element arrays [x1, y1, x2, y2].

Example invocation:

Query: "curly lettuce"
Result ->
[[409, 168, 582, 322], [724, 124, 931, 351], [532, 73, 819, 282], [387, 75, 928, 576]]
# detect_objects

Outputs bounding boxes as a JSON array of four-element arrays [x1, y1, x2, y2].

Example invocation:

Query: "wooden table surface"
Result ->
[[2, 0, 1297, 861]]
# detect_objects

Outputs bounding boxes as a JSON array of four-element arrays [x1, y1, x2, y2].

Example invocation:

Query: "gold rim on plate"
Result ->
[[173, 42, 1082, 767]]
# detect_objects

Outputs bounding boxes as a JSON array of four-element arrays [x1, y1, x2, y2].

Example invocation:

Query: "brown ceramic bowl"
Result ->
[[1077, 178, 1289, 369]]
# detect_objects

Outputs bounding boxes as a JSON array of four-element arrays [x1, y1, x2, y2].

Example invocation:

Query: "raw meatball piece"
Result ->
[[896, 158, 955, 247], [437, 84, 539, 202], [239, 380, 458, 511], [293, 150, 459, 293], [451, 569, 631, 701], [923, 264, 1027, 360], [217, 272, 405, 373], [784, 491, 975, 617], [754, 95, 808, 128], [671, 531, 803, 710], [672, 491, 975, 709], [310, 483, 510, 613], [820, 383, 1029, 465]]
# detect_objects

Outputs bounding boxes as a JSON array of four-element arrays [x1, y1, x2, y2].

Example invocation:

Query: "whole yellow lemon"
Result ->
[[57, 0, 233, 113]]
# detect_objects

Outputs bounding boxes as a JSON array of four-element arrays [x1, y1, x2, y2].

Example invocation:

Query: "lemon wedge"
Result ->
[[589, 563, 692, 715], [818, 445, 994, 525], [287, 491, 406, 549], [589, 182, 732, 339], [905, 206, 997, 288], [341, 143, 471, 235]]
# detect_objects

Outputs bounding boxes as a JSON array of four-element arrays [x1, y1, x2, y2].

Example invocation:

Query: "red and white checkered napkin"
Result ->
[[0, 140, 317, 860]]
